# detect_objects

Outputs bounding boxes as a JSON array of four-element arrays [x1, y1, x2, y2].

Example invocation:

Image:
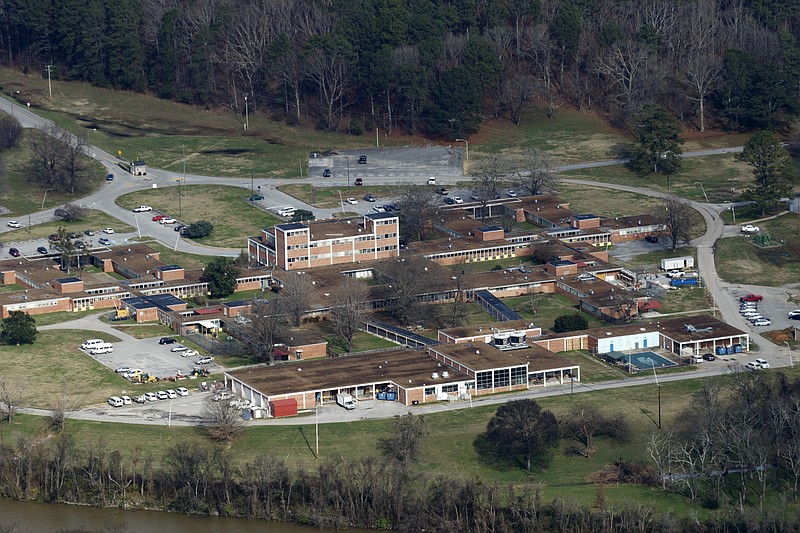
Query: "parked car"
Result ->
[[358, 155, 367, 164], [8, 248, 20, 257], [506, 190, 518, 197], [645, 235, 659, 243], [6, 220, 20, 228], [788, 310, 800, 317], [248, 194, 264, 201], [452, 196, 464, 204], [102, 228, 115, 234], [746, 361, 761, 370], [84, 229, 95, 236], [36, 246, 48, 254], [176, 387, 189, 396], [159, 337, 176, 345], [182, 349, 199, 358], [752, 318, 772, 326], [166, 389, 178, 399], [372, 205, 386, 213], [363, 194, 376, 202], [755, 358, 770, 369], [435, 187, 449, 195], [152, 215, 166, 222], [322, 168, 331, 177], [144, 392, 158, 402], [667, 270, 683, 278], [354, 178, 363, 186], [170, 344, 188, 352], [740, 294, 763, 302], [702, 353, 716, 361], [156, 391, 169, 400], [741, 224, 760, 233], [174, 225, 186, 232], [133, 395, 146, 404], [789, 312, 800, 320], [115, 366, 134, 374], [108, 397, 124, 407], [133, 206, 152, 212], [48, 233, 60, 242], [98, 237, 112, 246], [196, 356, 214, 365], [121, 396, 132, 405], [444, 197, 456, 205], [160, 218, 177, 225], [427, 177, 436, 185], [105, 173, 114, 181], [346, 197, 358, 205]]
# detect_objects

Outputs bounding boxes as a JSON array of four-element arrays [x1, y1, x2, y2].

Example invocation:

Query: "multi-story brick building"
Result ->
[[248, 213, 399, 270]]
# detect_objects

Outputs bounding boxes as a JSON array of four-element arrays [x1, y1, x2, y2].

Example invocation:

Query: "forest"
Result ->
[[1, 0, 799, 139]]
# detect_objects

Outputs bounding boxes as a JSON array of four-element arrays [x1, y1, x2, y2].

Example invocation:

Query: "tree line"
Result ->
[[2, 0, 799, 138]]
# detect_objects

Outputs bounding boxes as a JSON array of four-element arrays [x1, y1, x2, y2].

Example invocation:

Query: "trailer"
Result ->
[[660, 256, 694, 271]]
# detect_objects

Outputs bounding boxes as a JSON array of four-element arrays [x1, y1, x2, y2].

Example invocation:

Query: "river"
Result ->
[[0, 499, 372, 532]]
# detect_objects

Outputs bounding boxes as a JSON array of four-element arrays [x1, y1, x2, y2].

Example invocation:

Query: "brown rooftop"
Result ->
[[600, 214, 662, 230], [228, 349, 471, 397], [439, 319, 540, 340], [430, 341, 574, 372]]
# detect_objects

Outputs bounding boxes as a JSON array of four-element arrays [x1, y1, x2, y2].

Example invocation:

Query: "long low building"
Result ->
[[224, 328, 579, 410]]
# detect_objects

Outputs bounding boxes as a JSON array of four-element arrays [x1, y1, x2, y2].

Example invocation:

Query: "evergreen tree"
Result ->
[[628, 104, 684, 176], [105, 0, 145, 91], [200, 257, 240, 298], [736, 130, 797, 216], [0, 311, 37, 345]]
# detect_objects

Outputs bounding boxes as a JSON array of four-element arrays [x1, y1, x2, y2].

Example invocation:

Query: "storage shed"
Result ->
[[270, 398, 298, 418]]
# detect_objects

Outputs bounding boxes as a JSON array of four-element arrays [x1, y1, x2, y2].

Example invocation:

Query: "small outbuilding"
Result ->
[[270, 398, 298, 418], [131, 160, 147, 176]]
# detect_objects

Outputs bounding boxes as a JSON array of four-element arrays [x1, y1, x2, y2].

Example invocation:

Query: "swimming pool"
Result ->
[[609, 350, 677, 371]]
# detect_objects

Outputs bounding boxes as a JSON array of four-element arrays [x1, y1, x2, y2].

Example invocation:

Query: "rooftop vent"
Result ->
[[442, 371, 450, 378], [431, 372, 439, 380]]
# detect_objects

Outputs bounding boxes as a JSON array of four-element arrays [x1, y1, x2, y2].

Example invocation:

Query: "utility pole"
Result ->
[[244, 95, 249, 131], [45, 65, 53, 100]]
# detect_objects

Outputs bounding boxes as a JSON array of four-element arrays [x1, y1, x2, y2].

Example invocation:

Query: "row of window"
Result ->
[[475, 366, 528, 390]]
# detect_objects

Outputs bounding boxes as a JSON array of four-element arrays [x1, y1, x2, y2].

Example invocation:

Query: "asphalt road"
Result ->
[[2, 95, 794, 426]]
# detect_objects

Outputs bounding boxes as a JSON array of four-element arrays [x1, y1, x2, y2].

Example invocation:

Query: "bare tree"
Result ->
[[0, 378, 22, 424], [471, 155, 508, 222], [49, 391, 74, 433], [594, 42, 651, 107], [378, 413, 429, 465], [515, 147, 556, 195], [561, 404, 629, 458], [205, 396, 245, 443], [682, 51, 721, 133], [658, 196, 693, 251], [331, 277, 368, 353], [379, 257, 430, 326], [278, 272, 315, 326], [500, 74, 538, 125], [395, 182, 441, 242], [0, 116, 22, 149], [244, 300, 288, 364], [28, 125, 91, 194], [305, 46, 348, 131]]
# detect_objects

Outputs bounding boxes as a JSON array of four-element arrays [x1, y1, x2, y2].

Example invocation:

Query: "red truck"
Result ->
[[740, 294, 763, 302]]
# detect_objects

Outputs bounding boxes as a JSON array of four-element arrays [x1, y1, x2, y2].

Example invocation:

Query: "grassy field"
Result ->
[[0, 130, 106, 216], [613, 246, 698, 271], [502, 293, 606, 332], [657, 286, 713, 314], [1, 208, 134, 242], [1, 330, 126, 407], [716, 214, 800, 285], [560, 154, 754, 204], [116, 185, 280, 248], [1, 68, 382, 180], [110, 324, 175, 339], [555, 183, 665, 218]]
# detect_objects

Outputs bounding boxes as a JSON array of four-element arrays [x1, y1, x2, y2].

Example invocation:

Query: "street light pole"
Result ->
[[45, 65, 53, 100], [455, 138, 469, 160], [335, 190, 345, 215], [693, 182, 709, 203], [244, 95, 249, 131], [345, 156, 350, 187], [728, 201, 736, 224], [175, 179, 182, 217], [41, 188, 52, 209]]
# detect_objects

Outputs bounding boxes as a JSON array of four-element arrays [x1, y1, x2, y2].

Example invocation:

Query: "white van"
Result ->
[[107, 396, 124, 407], [90, 343, 114, 355], [277, 207, 296, 217], [691, 355, 703, 364], [81, 339, 104, 350]]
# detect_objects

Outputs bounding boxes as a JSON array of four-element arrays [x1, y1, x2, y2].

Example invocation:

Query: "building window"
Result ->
[[425, 387, 435, 396], [494, 369, 510, 388], [476, 371, 492, 390], [511, 366, 528, 386], [442, 384, 458, 393]]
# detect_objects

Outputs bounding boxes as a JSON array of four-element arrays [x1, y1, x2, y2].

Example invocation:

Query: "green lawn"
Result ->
[[116, 185, 280, 248], [502, 293, 605, 332], [555, 183, 666, 218], [561, 154, 754, 204], [110, 324, 175, 339], [556, 350, 627, 383], [1, 208, 134, 241], [1, 330, 125, 407], [614, 246, 697, 271], [657, 286, 712, 314], [716, 223, 800, 286], [0, 129, 106, 216]]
